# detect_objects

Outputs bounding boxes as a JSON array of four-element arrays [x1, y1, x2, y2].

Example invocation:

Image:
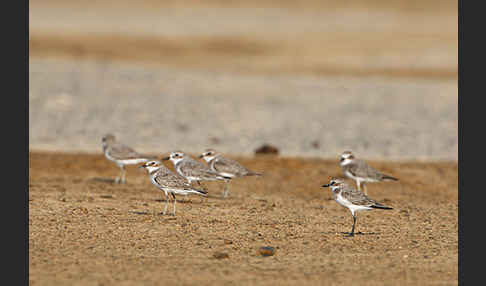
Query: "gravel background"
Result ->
[[29, 58, 457, 161]]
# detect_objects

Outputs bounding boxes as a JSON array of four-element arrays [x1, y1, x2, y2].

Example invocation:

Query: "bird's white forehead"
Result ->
[[341, 152, 353, 158]]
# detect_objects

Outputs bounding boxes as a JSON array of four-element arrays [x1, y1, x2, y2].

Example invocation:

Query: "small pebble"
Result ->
[[213, 252, 229, 259], [255, 144, 279, 155], [258, 246, 276, 257], [223, 239, 233, 245]]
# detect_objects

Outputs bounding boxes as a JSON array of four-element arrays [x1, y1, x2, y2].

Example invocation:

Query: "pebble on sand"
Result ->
[[257, 246, 276, 257], [213, 252, 230, 259], [255, 144, 279, 155]]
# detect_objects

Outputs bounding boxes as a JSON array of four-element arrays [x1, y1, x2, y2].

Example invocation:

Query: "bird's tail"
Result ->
[[187, 188, 208, 196], [247, 171, 263, 176], [370, 203, 393, 210], [217, 175, 233, 181], [382, 174, 398, 181]]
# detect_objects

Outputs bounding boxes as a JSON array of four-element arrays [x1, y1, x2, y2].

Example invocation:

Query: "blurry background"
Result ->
[[29, 0, 457, 160]]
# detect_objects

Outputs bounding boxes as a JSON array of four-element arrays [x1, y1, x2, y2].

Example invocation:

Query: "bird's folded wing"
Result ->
[[341, 187, 377, 206], [213, 158, 248, 176], [154, 171, 190, 188], [109, 143, 146, 160], [348, 160, 381, 179]]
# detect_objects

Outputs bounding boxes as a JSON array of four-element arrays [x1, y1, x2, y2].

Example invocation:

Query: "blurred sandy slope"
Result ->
[[29, 0, 457, 160]]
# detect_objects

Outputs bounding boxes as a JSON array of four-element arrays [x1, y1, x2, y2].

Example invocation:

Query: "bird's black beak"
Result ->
[[138, 164, 146, 169], [340, 158, 344, 162], [198, 154, 204, 158], [322, 184, 330, 188], [161, 156, 170, 161]]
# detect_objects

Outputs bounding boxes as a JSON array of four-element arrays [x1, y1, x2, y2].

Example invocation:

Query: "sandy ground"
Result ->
[[29, 151, 458, 285]]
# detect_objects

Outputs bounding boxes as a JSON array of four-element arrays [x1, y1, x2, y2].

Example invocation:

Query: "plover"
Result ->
[[162, 151, 231, 198], [139, 160, 207, 215], [199, 149, 262, 198], [322, 177, 393, 237], [101, 134, 153, 183], [339, 150, 398, 195]]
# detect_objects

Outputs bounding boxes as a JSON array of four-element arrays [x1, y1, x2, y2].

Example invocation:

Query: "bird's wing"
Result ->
[[340, 186, 378, 207], [212, 157, 249, 176], [154, 170, 191, 189], [347, 160, 382, 179], [180, 159, 221, 179], [108, 143, 146, 160]]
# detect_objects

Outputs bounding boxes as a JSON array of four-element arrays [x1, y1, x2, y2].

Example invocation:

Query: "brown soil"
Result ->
[[29, 0, 457, 80], [29, 151, 458, 285]]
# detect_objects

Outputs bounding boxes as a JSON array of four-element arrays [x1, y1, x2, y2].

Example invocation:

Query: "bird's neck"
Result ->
[[340, 158, 353, 166], [147, 166, 162, 175]]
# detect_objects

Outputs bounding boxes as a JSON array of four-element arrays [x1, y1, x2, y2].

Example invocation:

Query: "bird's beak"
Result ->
[[198, 154, 204, 158], [322, 184, 330, 188], [138, 165, 145, 169], [161, 156, 170, 161], [339, 158, 344, 162]]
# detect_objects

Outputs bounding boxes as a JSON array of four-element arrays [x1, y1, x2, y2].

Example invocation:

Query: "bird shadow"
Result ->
[[340, 231, 379, 237], [88, 177, 117, 184], [128, 210, 151, 215], [320, 231, 380, 237], [127, 210, 177, 219], [153, 198, 199, 204]]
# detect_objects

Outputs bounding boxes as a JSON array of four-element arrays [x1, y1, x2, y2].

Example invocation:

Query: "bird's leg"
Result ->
[[116, 165, 126, 184], [222, 180, 230, 198], [347, 214, 357, 237], [162, 193, 169, 215], [356, 180, 361, 192], [197, 181, 205, 202], [114, 165, 122, 183], [171, 193, 177, 216], [121, 166, 127, 184], [362, 183, 368, 195]]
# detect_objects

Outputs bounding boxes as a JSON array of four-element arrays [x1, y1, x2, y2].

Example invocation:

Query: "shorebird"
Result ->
[[199, 149, 262, 198], [139, 160, 207, 215], [322, 178, 393, 237], [101, 134, 153, 183], [162, 151, 231, 198], [339, 150, 398, 195]]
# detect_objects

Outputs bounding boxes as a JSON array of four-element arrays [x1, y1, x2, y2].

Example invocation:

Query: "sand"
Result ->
[[29, 151, 458, 285]]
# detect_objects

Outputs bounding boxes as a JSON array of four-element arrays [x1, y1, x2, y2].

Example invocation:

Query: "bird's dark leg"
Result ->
[[347, 214, 357, 237], [171, 193, 177, 216]]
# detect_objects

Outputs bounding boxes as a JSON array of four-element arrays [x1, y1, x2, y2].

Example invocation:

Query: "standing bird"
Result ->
[[139, 160, 207, 215], [322, 178, 393, 237], [199, 149, 262, 198], [162, 151, 231, 198], [339, 150, 398, 195], [101, 134, 153, 183]]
